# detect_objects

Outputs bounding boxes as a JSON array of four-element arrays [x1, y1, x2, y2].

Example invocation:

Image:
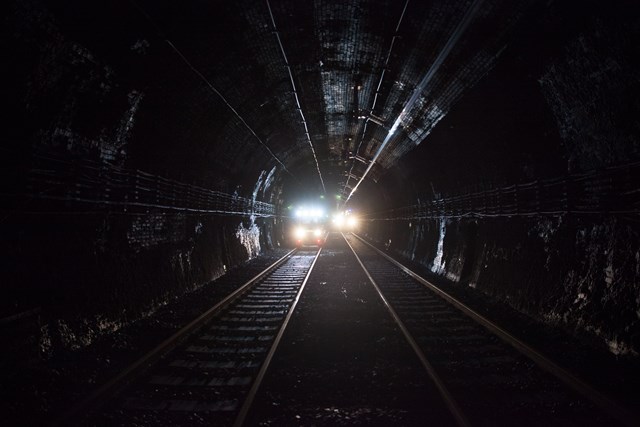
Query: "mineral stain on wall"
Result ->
[[236, 220, 262, 260]]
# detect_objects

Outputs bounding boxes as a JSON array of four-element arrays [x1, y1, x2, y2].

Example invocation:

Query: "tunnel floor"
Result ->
[[5, 236, 640, 425], [246, 235, 455, 426]]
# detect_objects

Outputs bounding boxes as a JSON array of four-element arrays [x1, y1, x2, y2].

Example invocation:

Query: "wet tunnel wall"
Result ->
[[2, 0, 640, 359], [2, 0, 290, 354], [360, 1, 640, 355]]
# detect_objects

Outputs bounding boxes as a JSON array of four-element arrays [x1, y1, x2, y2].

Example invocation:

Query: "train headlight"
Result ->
[[294, 227, 306, 239], [314, 228, 322, 237], [347, 216, 358, 228]]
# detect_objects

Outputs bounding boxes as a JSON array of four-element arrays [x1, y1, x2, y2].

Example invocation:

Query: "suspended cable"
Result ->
[[345, 0, 485, 204], [341, 0, 410, 200], [266, 0, 326, 194], [129, 0, 293, 177]]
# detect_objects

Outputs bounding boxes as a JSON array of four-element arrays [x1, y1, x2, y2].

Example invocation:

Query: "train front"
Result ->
[[291, 207, 328, 247]]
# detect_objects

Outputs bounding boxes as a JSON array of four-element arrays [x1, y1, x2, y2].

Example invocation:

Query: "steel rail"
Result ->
[[233, 247, 323, 426], [59, 248, 297, 426], [343, 234, 470, 427], [352, 233, 639, 427]]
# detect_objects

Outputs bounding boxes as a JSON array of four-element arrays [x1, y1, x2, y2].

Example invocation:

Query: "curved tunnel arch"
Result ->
[[3, 0, 640, 360]]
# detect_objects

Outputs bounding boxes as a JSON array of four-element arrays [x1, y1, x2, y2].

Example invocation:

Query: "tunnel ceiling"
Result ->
[[10, 0, 540, 204]]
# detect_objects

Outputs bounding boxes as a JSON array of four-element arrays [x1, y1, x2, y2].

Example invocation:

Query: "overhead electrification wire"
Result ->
[[265, 0, 326, 194], [341, 0, 410, 200], [163, 41, 291, 173], [129, 0, 293, 177], [345, 0, 485, 204]]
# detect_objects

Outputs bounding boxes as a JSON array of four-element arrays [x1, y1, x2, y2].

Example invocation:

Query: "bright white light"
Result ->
[[294, 227, 305, 239], [347, 216, 358, 228], [294, 206, 325, 219], [314, 228, 322, 237]]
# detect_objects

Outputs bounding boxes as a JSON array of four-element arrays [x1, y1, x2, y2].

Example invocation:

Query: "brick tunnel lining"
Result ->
[[2, 0, 640, 363]]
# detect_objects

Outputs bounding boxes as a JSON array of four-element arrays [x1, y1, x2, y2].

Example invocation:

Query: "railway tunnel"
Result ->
[[2, 0, 640, 424]]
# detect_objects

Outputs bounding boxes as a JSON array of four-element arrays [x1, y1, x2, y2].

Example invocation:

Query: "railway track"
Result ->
[[59, 232, 637, 426], [64, 247, 321, 426], [344, 232, 637, 427]]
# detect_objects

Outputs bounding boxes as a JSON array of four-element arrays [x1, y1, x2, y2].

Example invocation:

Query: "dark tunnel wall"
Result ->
[[2, 0, 288, 354], [358, 1, 640, 355]]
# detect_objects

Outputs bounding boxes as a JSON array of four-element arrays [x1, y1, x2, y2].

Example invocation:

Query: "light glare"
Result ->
[[294, 227, 305, 239]]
